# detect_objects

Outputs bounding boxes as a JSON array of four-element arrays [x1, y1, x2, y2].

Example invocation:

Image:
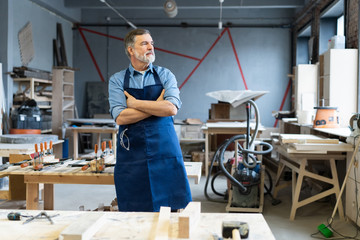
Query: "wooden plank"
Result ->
[[59, 213, 105, 240], [9, 154, 32, 163], [290, 142, 353, 152], [154, 206, 171, 240], [0, 190, 9, 199], [178, 202, 201, 239], [280, 134, 339, 144], [285, 146, 327, 154]]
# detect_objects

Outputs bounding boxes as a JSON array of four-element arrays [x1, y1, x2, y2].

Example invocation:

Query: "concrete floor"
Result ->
[[0, 172, 359, 239]]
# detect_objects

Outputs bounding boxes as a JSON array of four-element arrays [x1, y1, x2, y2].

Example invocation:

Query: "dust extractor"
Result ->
[[204, 99, 281, 209]]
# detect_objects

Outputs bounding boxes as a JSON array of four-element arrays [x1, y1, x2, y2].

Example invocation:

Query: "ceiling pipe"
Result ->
[[99, 0, 137, 29], [74, 23, 291, 29]]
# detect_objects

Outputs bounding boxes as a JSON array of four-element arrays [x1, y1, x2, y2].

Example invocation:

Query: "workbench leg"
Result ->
[[73, 130, 79, 160], [26, 183, 40, 210], [290, 158, 306, 221], [43, 184, 54, 210], [329, 158, 344, 220], [205, 132, 209, 177], [273, 161, 285, 198], [292, 170, 296, 201]]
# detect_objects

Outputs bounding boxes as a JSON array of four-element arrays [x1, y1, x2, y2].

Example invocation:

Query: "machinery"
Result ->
[[204, 100, 280, 210], [347, 113, 360, 144]]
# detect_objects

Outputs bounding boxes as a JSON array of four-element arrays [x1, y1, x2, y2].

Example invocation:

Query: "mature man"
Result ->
[[108, 29, 192, 212]]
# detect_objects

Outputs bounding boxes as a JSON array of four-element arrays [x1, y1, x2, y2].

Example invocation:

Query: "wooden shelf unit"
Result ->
[[12, 78, 52, 109], [52, 68, 75, 158]]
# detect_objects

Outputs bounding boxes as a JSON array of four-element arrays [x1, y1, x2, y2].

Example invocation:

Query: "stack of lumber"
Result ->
[[279, 134, 353, 154]]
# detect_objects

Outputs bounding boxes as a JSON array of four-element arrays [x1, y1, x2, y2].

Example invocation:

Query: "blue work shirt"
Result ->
[[108, 63, 182, 121]]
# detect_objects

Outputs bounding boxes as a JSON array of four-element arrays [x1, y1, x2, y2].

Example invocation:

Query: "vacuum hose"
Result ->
[[204, 99, 273, 202]]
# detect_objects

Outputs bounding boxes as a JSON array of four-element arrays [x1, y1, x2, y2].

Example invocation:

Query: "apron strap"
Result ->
[[124, 69, 131, 89], [124, 67, 162, 90], [152, 67, 161, 85]]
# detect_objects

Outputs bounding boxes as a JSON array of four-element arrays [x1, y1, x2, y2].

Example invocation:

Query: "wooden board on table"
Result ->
[[279, 134, 339, 144], [290, 142, 353, 152], [154, 206, 171, 240], [59, 212, 106, 240], [178, 202, 201, 239], [285, 146, 327, 154]]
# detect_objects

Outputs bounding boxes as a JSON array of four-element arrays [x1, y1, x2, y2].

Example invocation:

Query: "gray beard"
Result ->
[[135, 51, 155, 64]]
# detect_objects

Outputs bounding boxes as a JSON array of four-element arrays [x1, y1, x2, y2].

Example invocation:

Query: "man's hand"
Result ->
[[124, 91, 137, 108], [157, 89, 165, 101]]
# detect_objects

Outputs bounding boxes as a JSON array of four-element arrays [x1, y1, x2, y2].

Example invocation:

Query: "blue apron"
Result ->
[[114, 68, 192, 212]]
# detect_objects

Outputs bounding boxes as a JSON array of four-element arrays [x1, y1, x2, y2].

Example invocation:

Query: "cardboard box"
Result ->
[[181, 124, 203, 139], [191, 151, 215, 173], [210, 103, 230, 120]]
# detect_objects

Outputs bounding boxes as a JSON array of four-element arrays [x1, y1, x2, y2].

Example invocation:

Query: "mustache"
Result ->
[[145, 50, 154, 55]]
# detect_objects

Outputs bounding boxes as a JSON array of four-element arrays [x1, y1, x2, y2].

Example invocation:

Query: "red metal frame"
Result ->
[[78, 27, 289, 126]]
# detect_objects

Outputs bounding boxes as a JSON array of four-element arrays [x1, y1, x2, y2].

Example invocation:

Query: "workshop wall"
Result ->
[[73, 27, 291, 127], [0, 0, 76, 119], [10, 0, 74, 71]]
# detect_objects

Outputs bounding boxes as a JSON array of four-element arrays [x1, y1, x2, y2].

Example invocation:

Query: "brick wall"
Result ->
[[347, 0, 359, 48]]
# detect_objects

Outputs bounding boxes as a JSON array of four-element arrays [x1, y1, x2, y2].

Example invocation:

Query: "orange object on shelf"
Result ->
[[313, 107, 339, 128], [10, 129, 41, 134]]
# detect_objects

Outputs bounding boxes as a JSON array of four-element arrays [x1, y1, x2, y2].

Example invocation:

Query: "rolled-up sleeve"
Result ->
[[162, 70, 182, 110], [108, 72, 127, 121]]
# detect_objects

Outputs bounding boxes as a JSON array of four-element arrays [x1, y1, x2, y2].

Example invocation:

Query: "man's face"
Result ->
[[132, 33, 155, 64]]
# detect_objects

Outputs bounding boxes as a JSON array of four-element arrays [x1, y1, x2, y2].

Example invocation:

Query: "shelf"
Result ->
[[13, 78, 52, 84], [180, 138, 206, 143], [41, 129, 52, 134], [63, 82, 74, 86]]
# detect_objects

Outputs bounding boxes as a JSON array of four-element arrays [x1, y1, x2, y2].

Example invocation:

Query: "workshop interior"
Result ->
[[1, 0, 360, 239]]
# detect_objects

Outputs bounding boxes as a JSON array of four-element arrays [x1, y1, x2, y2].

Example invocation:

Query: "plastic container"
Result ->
[[11, 99, 41, 130], [330, 35, 345, 49]]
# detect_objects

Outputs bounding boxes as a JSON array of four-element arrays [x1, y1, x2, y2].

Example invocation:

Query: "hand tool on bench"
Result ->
[[22, 211, 59, 225], [49, 140, 53, 155], [44, 141, 48, 156], [222, 221, 249, 239], [100, 141, 107, 158], [0, 160, 32, 171], [33, 143, 44, 171], [108, 140, 113, 155]]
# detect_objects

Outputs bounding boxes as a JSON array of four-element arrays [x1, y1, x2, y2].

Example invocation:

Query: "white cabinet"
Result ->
[[294, 64, 318, 113], [321, 49, 358, 127]]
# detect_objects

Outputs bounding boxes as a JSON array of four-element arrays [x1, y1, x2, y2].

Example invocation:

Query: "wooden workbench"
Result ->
[[273, 134, 353, 220], [0, 161, 202, 210], [0, 209, 275, 239], [0, 141, 63, 200]]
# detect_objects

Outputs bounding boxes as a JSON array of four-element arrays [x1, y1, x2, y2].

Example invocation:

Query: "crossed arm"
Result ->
[[115, 89, 178, 125]]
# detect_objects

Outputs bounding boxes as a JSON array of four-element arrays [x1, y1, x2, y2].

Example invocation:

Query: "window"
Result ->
[[337, 15, 344, 36]]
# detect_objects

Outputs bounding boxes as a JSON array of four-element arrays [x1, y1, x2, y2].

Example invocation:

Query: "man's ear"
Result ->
[[128, 46, 134, 56]]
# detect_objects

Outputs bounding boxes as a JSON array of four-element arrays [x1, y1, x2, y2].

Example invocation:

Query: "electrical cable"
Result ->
[[310, 135, 360, 240]]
